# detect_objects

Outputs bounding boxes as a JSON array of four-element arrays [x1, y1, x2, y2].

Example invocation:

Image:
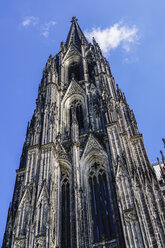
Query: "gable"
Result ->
[[18, 187, 31, 208], [56, 140, 69, 161], [81, 134, 106, 160], [63, 44, 82, 62], [62, 79, 85, 103], [37, 183, 49, 205]]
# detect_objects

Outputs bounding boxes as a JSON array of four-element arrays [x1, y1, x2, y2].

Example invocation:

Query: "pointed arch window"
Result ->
[[88, 62, 95, 81], [87, 54, 96, 81], [88, 163, 115, 243], [76, 103, 84, 134], [68, 62, 81, 81], [37, 199, 48, 235], [61, 171, 71, 248], [69, 107, 72, 134], [69, 101, 84, 135], [18, 202, 30, 236]]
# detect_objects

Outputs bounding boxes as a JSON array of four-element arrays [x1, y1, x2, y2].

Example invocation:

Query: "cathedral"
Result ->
[[3, 17, 165, 248]]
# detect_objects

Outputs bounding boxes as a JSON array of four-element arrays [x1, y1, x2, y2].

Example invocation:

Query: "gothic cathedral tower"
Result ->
[[3, 17, 165, 248]]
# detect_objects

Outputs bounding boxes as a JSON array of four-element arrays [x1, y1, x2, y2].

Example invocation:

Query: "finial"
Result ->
[[162, 138, 165, 148], [123, 92, 126, 102], [71, 16, 78, 23], [60, 41, 65, 52], [160, 150, 165, 165], [93, 37, 96, 44], [26, 121, 30, 135], [157, 157, 160, 164], [157, 156, 165, 177]]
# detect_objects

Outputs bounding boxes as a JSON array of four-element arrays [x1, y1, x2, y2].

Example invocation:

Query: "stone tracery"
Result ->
[[3, 17, 165, 248]]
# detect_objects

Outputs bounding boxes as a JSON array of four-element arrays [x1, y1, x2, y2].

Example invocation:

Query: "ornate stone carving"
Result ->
[[35, 236, 46, 248], [124, 208, 137, 223], [3, 18, 165, 248], [14, 238, 26, 248]]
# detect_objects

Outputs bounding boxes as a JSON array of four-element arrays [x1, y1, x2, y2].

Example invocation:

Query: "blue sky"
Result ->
[[0, 0, 165, 244]]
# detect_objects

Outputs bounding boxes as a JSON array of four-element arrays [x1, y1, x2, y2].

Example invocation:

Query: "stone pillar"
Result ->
[[71, 117, 83, 247], [81, 43, 88, 81]]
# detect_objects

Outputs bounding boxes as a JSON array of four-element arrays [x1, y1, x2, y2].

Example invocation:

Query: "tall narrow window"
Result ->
[[42, 201, 48, 234], [61, 172, 71, 248], [76, 104, 84, 134], [69, 107, 73, 134], [37, 199, 48, 235], [18, 204, 30, 236], [69, 101, 84, 135], [68, 62, 81, 81], [88, 62, 95, 81], [89, 163, 115, 243]]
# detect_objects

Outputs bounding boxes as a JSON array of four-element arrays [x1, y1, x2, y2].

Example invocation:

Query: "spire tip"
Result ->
[[71, 16, 78, 23]]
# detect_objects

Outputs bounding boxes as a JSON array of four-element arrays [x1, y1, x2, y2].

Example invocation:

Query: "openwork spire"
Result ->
[[3, 17, 165, 248], [65, 16, 88, 48]]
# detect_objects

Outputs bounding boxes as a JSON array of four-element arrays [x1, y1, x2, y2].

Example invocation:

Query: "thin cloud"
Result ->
[[85, 22, 139, 55], [21, 16, 39, 27], [41, 21, 56, 38], [123, 57, 139, 64], [21, 18, 56, 38]]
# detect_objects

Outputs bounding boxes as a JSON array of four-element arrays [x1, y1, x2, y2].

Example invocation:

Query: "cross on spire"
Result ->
[[71, 16, 78, 23]]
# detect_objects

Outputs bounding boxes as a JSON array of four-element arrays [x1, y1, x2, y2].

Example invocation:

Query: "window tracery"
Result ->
[[17, 202, 30, 236], [88, 163, 114, 243], [69, 100, 84, 134], [61, 170, 71, 248], [68, 61, 81, 81]]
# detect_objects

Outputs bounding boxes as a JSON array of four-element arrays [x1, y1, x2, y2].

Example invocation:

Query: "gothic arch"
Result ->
[[61, 85, 87, 135], [35, 184, 49, 236], [14, 188, 31, 237], [81, 154, 115, 245], [63, 53, 83, 83], [58, 159, 71, 171], [80, 150, 110, 199], [80, 136, 115, 244], [80, 134, 108, 168], [86, 51, 96, 81], [59, 164, 71, 248], [70, 99, 84, 134]]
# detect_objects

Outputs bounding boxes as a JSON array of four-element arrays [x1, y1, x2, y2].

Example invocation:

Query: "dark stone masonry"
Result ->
[[3, 17, 165, 248]]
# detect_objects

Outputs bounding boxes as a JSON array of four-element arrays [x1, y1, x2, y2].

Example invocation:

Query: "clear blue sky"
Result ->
[[0, 0, 165, 244]]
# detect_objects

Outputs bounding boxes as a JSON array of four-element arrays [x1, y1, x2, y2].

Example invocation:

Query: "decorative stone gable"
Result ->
[[81, 134, 106, 160], [62, 78, 85, 102], [18, 187, 31, 207], [37, 183, 49, 204], [63, 44, 82, 62]]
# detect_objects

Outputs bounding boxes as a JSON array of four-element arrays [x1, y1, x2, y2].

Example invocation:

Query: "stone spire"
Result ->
[[65, 16, 88, 48], [3, 17, 165, 248]]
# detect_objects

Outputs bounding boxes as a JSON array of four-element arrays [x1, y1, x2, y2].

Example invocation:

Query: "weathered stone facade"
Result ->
[[3, 17, 165, 248]]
